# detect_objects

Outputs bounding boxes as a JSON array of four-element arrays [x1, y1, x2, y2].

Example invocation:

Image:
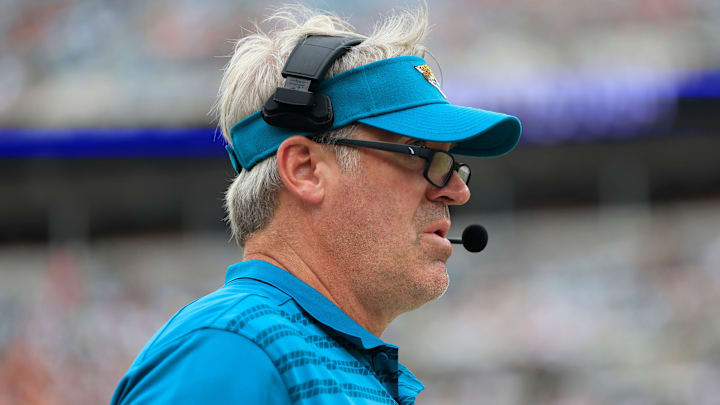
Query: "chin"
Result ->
[[411, 260, 450, 304]]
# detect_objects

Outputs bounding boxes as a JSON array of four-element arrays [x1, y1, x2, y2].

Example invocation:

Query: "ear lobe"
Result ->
[[276, 136, 327, 205]]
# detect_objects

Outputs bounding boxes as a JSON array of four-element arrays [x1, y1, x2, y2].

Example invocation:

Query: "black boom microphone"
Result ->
[[449, 224, 488, 253]]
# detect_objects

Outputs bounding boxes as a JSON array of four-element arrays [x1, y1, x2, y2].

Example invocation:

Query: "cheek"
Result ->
[[365, 175, 423, 238], [364, 162, 426, 219], [330, 155, 430, 253]]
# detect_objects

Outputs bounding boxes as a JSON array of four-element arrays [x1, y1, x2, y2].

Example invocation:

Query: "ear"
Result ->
[[276, 136, 332, 205]]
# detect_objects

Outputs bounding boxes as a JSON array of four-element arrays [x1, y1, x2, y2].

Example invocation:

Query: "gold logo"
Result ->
[[414, 64, 446, 99]]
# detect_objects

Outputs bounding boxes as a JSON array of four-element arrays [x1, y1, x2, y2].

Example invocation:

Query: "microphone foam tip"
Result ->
[[462, 224, 488, 253]]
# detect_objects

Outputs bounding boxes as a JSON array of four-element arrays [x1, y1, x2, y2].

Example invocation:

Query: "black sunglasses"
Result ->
[[316, 138, 471, 188]]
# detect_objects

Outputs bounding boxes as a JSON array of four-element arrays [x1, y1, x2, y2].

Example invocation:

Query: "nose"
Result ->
[[426, 171, 471, 205]]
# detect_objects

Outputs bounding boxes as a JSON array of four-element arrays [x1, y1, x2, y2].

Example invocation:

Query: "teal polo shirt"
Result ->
[[110, 260, 424, 404]]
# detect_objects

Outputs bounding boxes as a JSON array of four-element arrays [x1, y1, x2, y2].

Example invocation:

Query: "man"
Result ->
[[111, 5, 520, 404]]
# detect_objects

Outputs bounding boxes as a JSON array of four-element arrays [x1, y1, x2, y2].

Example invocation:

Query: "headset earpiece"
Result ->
[[261, 35, 362, 132]]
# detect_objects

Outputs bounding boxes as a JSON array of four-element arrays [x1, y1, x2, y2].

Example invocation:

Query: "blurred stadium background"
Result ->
[[1, 0, 720, 404]]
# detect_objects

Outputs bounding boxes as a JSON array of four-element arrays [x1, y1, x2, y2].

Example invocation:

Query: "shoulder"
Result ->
[[142, 278, 298, 357], [112, 328, 291, 404], [112, 279, 302, 404]]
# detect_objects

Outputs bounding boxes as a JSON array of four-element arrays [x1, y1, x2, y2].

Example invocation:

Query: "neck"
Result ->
[[242, 225, 395, 337]]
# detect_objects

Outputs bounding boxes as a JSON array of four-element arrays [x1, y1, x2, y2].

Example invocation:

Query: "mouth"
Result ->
[[421, 220, 453, 259], [423, 220, 450, 239]]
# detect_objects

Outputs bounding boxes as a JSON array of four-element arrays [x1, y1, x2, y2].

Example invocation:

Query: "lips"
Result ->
[[423, 220, 450, 239]]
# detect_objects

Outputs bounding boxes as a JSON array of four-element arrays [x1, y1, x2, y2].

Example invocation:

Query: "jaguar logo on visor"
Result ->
[[414, 64, 447, 99]]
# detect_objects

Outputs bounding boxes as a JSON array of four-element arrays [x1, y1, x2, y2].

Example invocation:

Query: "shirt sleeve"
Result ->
[[111, 328, 292, 405]]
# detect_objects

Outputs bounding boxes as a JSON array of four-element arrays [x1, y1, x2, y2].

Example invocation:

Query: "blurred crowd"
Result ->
[[1, 0, 718, 131]]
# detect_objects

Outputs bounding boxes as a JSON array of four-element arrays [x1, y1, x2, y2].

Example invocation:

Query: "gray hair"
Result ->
[[213, 5, 429, 246]]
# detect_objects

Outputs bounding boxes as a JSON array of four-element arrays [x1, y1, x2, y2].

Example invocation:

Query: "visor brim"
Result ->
[[358, 103, 522, 157]]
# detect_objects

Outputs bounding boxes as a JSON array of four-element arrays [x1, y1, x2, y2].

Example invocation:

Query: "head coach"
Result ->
[[111, 5, 521, 405]]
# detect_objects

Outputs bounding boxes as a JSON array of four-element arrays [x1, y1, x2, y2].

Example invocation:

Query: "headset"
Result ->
[[261, 35, 363, 132]]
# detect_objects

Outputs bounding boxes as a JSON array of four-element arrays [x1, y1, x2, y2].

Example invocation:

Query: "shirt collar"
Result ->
[[225, 259, 394, 351]]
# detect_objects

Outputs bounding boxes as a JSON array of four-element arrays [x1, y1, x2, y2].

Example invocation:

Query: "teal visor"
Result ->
[[226, 55, 521, 172]]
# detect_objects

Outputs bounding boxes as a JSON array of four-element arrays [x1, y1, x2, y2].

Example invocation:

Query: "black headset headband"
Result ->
[[261, 35, 363, 132]]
